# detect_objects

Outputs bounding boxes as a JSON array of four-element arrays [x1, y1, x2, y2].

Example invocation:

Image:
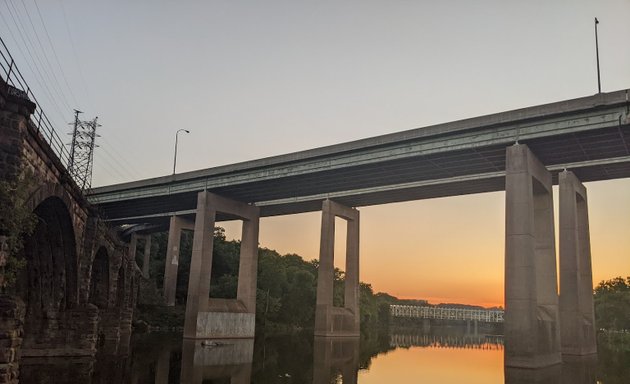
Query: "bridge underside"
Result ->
[[96, 123, 630, 226], [85, 91, 628, 369]]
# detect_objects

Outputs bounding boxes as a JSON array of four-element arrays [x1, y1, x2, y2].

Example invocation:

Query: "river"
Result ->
[[17, 326, 629, 383]]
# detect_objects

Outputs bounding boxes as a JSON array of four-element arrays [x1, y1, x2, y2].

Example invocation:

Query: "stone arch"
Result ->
[[25, 181, 84, 266], [89, 246, 110, 309], [16, 195, 79, 340]]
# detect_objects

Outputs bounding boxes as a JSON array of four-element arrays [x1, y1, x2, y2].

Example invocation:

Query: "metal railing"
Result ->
[[390, 304, 504, 323], [0, 36, 71, 167]]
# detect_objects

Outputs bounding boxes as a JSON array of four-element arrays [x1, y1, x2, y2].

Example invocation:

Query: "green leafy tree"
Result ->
[[594, 276, 630, 330]]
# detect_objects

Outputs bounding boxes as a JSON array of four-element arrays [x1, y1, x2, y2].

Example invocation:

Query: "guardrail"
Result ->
[[0, 36, 71, 167]]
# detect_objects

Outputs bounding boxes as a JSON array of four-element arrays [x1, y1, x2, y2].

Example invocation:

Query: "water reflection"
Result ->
[[312, 337, 359, 384], [180, 339, 253, 383], [16, 326, 629, 383], [505, 355, 597, 384]]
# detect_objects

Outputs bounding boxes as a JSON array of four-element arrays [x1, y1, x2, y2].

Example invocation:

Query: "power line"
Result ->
[[97, 143, 144, 180], [31, 0, 80, 108], [98, 135, 145, 175], [58, 0, 93, 111], [2, 1, 69, 125], [8, 0, 73, 112], [16, 0, 76, 109], [92, 150, 138, 183], [20, 0, 80, 108]]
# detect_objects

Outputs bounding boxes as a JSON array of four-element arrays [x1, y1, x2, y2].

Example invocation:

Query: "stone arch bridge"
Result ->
[[0, 80, 138, 381]]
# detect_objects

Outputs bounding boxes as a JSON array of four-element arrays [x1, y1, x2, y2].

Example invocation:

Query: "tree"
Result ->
[[594, 276, 630, 330]]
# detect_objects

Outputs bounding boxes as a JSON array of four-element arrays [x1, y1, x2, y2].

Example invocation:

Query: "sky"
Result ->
[[1, 1, 629, 307]]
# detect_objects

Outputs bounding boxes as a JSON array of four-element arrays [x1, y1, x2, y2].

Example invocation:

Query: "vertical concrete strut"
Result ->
[[315, 199, 360, 337], [164, 216, 194, 306], [129, 233, 138, 268], [559, 170, 597, 356], [142, 235, 152, 278], [183, 191, 260, 339], [504, 144, 561, 368]]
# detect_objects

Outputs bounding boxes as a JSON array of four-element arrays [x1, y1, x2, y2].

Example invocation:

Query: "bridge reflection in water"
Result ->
[[16, 329, 623, 383]]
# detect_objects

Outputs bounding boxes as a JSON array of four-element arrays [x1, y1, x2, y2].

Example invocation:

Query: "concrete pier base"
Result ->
[[559, 170, 597, 356], [314, 200, 360, 337], [504, 144, 561, 368], [163, 216, 194, 306], [183, 192, 260, 339]]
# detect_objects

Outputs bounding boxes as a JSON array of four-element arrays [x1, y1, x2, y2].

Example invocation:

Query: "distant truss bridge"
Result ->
[[390, 305, 504, 323]]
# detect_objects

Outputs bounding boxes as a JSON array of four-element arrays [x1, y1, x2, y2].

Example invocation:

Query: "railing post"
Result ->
[[37, 109, 43, 132]]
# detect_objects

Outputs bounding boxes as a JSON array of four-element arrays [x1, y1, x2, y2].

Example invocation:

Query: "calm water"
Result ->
[[18, 326, 629, 383]]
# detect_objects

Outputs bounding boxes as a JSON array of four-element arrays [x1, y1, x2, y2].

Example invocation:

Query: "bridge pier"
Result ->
[[183, 191, 260, 339], [559, 170, 597, 356], [163, 216, 194, 306], [504, 144, 561, 368], [315, 200, 360, 337], [130, 234, 152, 278]]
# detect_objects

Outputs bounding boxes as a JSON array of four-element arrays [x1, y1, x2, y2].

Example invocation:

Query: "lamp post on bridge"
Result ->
[[595, 17, 601, 94], [173, 129, 190, 175]]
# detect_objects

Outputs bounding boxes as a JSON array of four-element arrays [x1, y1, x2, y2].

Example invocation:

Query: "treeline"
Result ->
[[142, 227, 412, 330]]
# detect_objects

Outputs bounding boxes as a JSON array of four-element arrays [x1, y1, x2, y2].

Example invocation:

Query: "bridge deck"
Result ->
[[88, 90, 630, 225]]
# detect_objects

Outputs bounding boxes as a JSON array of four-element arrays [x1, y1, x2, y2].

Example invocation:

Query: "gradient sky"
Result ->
[[1, 1, 629, 307]]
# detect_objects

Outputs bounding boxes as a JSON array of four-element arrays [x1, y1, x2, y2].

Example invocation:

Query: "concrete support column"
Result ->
[[184, 192, 216, 339], [236, 213, 260, 314], [129, 233, 138, 267], [142, 235, 152, 278], [183, 191, 260, 339], [559, 170, 597, 356], [163, 216, 194, 306], [505, 144, 561, 368], [315, 199, 360, 337]]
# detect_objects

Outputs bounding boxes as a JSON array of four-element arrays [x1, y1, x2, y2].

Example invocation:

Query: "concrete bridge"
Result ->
[[390, 305, 504, 323], [89, 88, 630, 368], [0, 55, 137, 381]]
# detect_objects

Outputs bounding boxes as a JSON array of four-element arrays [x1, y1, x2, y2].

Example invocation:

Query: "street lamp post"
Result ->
[[595, 17, 601, 94], [173, 129, 190, 175]]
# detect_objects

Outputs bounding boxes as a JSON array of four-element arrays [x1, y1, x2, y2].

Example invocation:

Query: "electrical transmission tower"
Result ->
[[67, 110, 101, 191]]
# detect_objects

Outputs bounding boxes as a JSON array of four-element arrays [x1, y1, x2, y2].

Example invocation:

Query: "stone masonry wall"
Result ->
[[0, 296, 24, 384], [0, 79, 138, 363]]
